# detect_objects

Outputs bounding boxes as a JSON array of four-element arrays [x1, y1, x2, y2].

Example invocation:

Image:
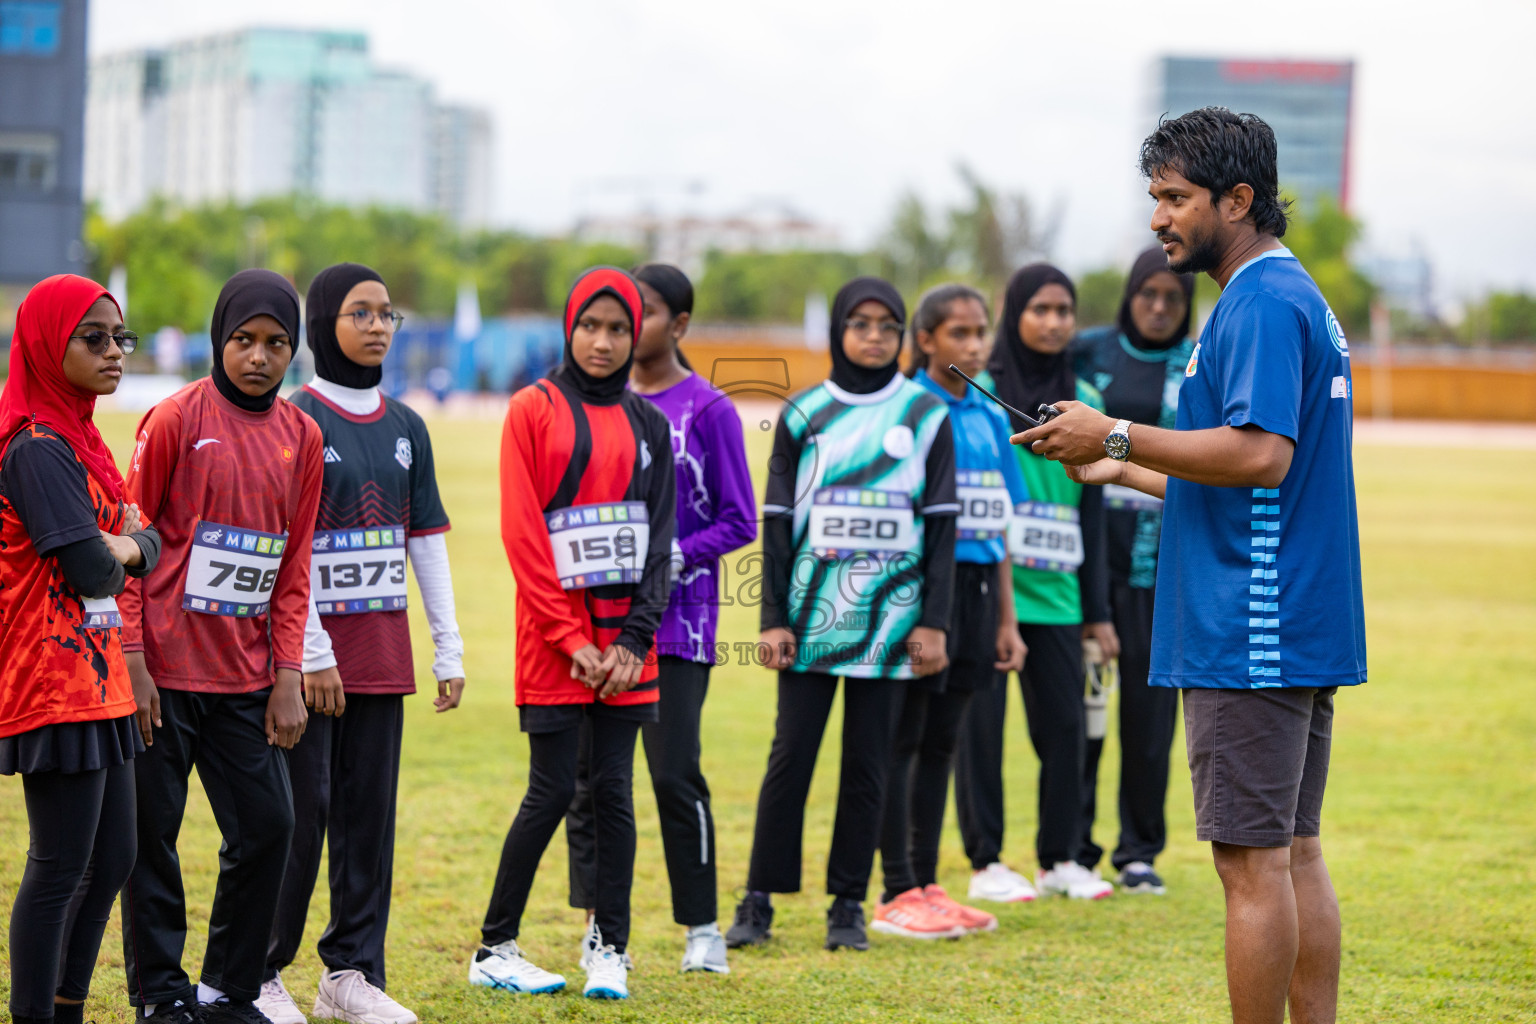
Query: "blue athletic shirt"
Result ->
[[1151, 248, 1367, 690], [913, 368, 1030, 564]]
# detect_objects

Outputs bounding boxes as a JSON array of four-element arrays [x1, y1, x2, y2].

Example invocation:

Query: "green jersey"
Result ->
[[975, 372, 1105, 625]]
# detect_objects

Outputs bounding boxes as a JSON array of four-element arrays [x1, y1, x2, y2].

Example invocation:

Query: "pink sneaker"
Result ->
[[924, 884, 998, 933], [871, 887, 967, 939]]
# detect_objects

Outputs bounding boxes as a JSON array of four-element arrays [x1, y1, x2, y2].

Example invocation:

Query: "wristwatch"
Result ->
[[1104, 419, 1133, 461]]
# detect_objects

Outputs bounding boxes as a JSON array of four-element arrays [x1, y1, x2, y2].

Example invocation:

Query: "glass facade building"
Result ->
[[85, 28, 492, 225], [1158, 57, 1355, 209], [0, 0, 86, 288]]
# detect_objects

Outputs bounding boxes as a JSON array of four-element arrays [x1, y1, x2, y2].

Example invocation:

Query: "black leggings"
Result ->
[[744, 671, 905, 901], [569, 658, 717, 927], [9, 762, 137, 1021], [879, 685, 974, 899], [482, 712, 641, 953]]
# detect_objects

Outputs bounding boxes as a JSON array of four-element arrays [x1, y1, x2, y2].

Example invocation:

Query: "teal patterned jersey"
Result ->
[[761, 375, 957, 679]]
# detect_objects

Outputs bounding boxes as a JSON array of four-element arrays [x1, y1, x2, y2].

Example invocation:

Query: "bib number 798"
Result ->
[[208, 562, 279, 594]]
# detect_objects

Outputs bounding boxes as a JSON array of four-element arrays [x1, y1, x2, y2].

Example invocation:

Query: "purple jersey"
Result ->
[[635, 373, 757, 663]]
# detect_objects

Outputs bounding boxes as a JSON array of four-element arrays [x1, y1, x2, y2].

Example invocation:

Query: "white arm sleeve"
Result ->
[[302, 590, 339, 674], [408, 532, 465, 681]]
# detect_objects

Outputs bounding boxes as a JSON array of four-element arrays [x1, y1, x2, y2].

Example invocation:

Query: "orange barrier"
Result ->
[[1351, 364, 1536, 422], [683, 334, 1536, 423]]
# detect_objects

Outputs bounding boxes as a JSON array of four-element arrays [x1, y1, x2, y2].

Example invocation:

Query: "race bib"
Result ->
[[955, 469, 1011, 541], [82, 595, 121, 630], [181, 520, 288, 617], [311, 525, 407, 615], [547, 502, 650, 590], [806, 487, 915, 558], [1009, 502, 1084, 572], [1103, 482, 1163, 513]]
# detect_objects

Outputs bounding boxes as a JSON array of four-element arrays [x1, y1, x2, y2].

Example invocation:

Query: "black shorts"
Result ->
[[1182, 686, 1336, 848]]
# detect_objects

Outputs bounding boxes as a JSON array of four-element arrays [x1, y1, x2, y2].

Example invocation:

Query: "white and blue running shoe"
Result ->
[[468, 940, 566, 994]]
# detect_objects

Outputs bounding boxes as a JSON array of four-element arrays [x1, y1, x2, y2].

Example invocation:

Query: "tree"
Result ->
[[1460, 291, 1536, 343], [1074, 268, 1126, 330], [1279, 194, 1376, 338]]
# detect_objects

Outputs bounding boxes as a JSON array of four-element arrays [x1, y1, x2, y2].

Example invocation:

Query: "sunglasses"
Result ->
[[71, 331, 139, 355]]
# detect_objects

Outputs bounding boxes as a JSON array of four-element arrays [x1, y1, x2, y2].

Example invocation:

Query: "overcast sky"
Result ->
[[90, 0, 1536, 303]]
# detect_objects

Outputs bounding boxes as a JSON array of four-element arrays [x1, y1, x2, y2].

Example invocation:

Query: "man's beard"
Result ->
[[1164, 225, 1223, 275]]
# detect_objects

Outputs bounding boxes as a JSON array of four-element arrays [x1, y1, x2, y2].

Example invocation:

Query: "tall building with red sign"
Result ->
[[1158, 57, 1355, 210]]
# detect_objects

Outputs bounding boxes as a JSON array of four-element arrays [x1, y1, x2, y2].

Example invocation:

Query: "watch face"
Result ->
[[1104, 433, 1130, 461]]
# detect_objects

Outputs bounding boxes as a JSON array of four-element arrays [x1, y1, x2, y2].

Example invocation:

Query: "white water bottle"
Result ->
[[1083, 638, 1117, 741]]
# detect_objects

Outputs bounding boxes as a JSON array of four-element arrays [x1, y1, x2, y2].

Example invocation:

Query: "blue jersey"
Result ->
[[1151, 249, 1367, 690], [913, 369, 1029, 564]]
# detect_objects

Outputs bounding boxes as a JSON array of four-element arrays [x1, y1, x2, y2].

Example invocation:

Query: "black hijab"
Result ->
[[210, 269, 302, 413], [307, 262, 387, 389], [828, 276, 907, 395], [1118, 246, 1195, 352], [551, 266, 644, 406], [987, 263, 1077, 431]]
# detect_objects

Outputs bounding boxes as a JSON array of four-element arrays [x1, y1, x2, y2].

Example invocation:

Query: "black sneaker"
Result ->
[[198, 1000, 273, 1024], [724, 892, 774, 948], [1117, 861, 1167, 894], [825, 897, 868, 951], [136, 1000, 202, 1023]]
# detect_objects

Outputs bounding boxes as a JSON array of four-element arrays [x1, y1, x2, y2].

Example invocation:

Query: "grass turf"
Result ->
[[1, 411, 1532, 1023]]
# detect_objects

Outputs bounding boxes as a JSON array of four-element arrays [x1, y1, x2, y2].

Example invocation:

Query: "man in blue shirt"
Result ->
[[1016, 107, 1366, 1024]]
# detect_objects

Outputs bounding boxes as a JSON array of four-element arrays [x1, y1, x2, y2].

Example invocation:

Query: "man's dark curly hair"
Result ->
[[1139, 107, 1291, 238]]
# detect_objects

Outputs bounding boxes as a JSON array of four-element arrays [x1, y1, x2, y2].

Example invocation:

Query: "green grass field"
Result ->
[[2, 411, 1534, 1023]]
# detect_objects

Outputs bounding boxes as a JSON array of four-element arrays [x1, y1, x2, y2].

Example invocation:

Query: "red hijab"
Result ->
[[0, 274, 126, 503]]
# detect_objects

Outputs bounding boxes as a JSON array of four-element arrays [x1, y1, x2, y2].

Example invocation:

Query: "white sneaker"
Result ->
[[255, 974, 307, 1024], [578, 919, 634, 972], [312, 969, 416, 1024], [1037, 861, 1115, 900], [680, 923, 730, 974], [468, 940, 567, 994], [968, 862, 1039, 903], [582, 928, 630, 1000]]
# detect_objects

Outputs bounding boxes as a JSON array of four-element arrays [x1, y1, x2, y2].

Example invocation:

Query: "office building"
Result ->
[[1, 0, 88, 287], [1158, 57, 1355, 208], [85, 27, 491, 225]]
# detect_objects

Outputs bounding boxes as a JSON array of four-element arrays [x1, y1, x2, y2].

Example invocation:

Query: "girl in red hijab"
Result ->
[[0, 274, 160, 1024]]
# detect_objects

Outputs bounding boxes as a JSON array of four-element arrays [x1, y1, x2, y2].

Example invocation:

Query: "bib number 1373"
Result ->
[[182, 520, 288, 617], [312, 525, 408, 615]]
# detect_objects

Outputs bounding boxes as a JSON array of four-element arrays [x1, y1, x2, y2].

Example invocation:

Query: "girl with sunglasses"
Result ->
[[1, 275, 160, 1024]]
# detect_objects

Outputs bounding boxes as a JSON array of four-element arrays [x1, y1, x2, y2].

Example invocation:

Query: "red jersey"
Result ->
[[0, 425, 137, 737], [120, 379, 323, 692], [499, 376, 675, 707]]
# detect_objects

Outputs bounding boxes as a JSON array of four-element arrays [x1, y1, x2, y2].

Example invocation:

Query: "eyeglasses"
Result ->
[[70, 330, 138, 355], [339, 309, 404, 332], [845, 316, 904, 341]]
